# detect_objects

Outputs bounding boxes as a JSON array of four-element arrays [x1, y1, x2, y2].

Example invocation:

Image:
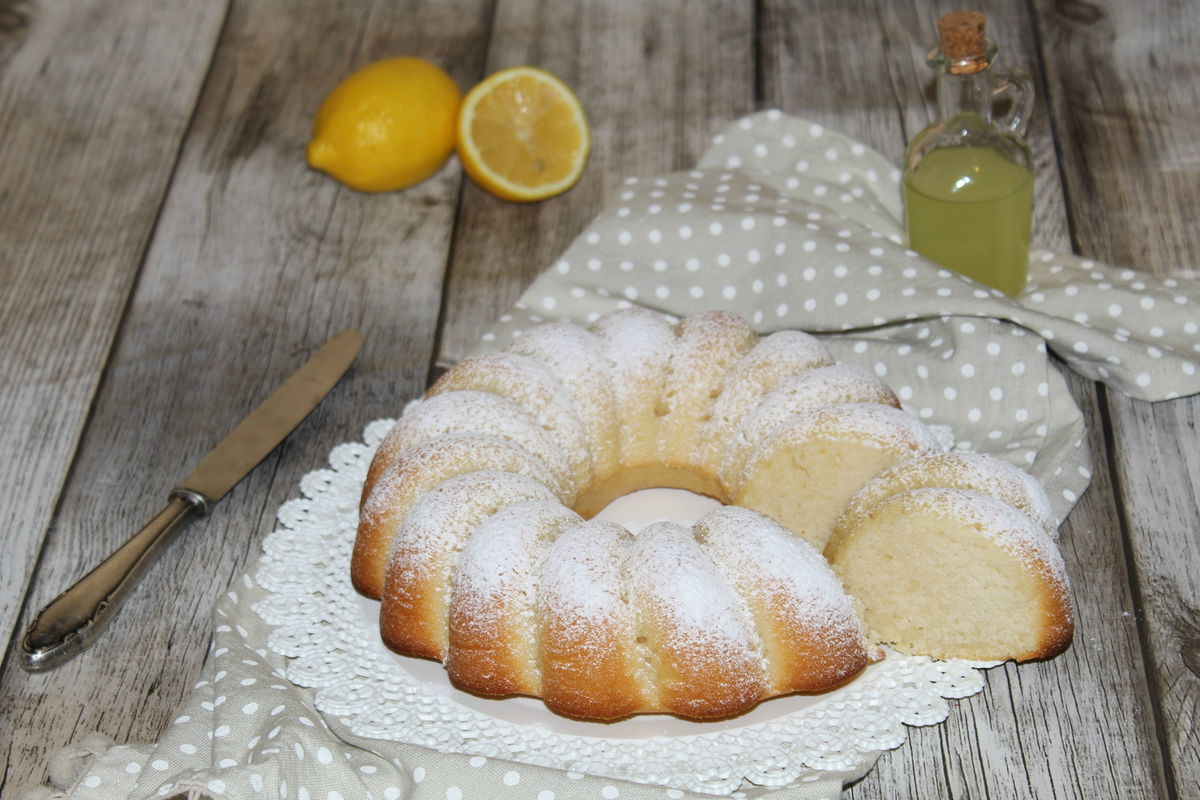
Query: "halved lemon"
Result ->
[[457, 66, 591, 202]]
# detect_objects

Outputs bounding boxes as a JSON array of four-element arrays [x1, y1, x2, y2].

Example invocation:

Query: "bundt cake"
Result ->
[[353, 308, 1074, 720]]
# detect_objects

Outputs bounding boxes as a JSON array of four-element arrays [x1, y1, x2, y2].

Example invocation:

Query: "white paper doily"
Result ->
[[253, 419, 992, 796]]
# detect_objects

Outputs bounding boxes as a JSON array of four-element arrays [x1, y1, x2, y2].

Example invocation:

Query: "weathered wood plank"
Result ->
[[0, 0, 492, 793], [1034, 0, 1200, 794], [761, 1, 1164, 797], [0, 0, 227, 673], [435, 0, 756, 364]]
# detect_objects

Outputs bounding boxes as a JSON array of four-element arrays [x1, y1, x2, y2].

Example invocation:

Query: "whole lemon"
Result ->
[[307, 57, 461, 193]]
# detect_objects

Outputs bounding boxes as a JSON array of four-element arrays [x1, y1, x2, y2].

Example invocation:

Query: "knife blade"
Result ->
[[19, 329, 363, 672]]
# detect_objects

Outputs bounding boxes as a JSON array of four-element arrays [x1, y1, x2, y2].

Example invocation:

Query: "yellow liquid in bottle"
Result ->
[[903, 145, 1033, 296]]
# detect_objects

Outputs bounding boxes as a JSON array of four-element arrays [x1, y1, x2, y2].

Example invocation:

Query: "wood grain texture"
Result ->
[[0, 0, 492, 793], [0, 0, 228, 666], [1035, 1, 1200, 795], [1034, 0, 1200, 277], [435, 0, 756, 364]]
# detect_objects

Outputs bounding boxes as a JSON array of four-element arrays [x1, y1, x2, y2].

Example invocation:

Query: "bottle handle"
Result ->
[[991, 68, 1035, 136]]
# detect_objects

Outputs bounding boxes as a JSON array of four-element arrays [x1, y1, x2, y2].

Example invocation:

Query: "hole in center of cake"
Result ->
[[591, 488, 723, 535]]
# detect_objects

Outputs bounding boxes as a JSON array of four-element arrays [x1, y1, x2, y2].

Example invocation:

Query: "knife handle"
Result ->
[[19, 491, 209, 672]]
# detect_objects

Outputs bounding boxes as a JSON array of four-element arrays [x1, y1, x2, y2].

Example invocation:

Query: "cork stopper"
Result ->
[[937, 11, 987, 73]]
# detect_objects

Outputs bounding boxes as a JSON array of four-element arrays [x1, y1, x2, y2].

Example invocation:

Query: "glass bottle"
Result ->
[[903, 11, 1035, 297]]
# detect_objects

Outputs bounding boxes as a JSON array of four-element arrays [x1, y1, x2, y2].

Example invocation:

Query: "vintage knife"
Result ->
[[19, 329, 363, 672]]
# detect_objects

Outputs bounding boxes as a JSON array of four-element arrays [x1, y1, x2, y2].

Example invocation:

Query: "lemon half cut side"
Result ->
[[457, 66, 591, 202]]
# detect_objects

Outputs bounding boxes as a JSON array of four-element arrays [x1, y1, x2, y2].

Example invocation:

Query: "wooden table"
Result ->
[[2, 1, 1197, 797]]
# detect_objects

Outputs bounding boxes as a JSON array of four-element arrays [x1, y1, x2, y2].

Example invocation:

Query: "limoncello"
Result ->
[[903, 145, 1033, 297], [903, 11, 1036, 296]]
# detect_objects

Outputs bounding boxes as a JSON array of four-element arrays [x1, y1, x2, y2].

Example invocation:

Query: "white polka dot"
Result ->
[[679, 225, 693, 239], [538, 792, 556, 800], [83, 776, 102, 788], [1136, 373, 1151, 387], [412, 766, 426, 783], [722, 286, 737, 300], [961, 364, 975, 378], [209, 780, 228, 794], [619, 260, 634, 272], [317, 747, 333, 765], [179, 743, 198, 755], [741, 217, 756, 231], [685, 258, 700, 272], [655, 285, 670, 299], [967, 408, 982, 422], [776, 303, 789, 316], [709, 222, 723, 236], [1011, 362, 1026, 376], [944, 387, 957, 400], [648, 229, 662, 243], [689, 286, 704, 298], [717, 252, 731, 267], [126, 761, 142, 774], [214, 725, 231, 738], [446, 788, 462, 800], [503, 770, 521, 786], [747, 248, 761, 263], [602, 787, 620, 799], [1141, 296, 1155, 310]]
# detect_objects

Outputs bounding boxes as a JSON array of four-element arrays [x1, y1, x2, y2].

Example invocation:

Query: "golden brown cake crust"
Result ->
[[354, 310, 1074, 720]]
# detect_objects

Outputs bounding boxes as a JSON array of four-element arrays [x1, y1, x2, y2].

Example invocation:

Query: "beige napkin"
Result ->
[[26, 111, 1200, 800]]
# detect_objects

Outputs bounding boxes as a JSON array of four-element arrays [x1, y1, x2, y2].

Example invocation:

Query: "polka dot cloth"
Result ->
[[477, 110, 1200, 523]]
